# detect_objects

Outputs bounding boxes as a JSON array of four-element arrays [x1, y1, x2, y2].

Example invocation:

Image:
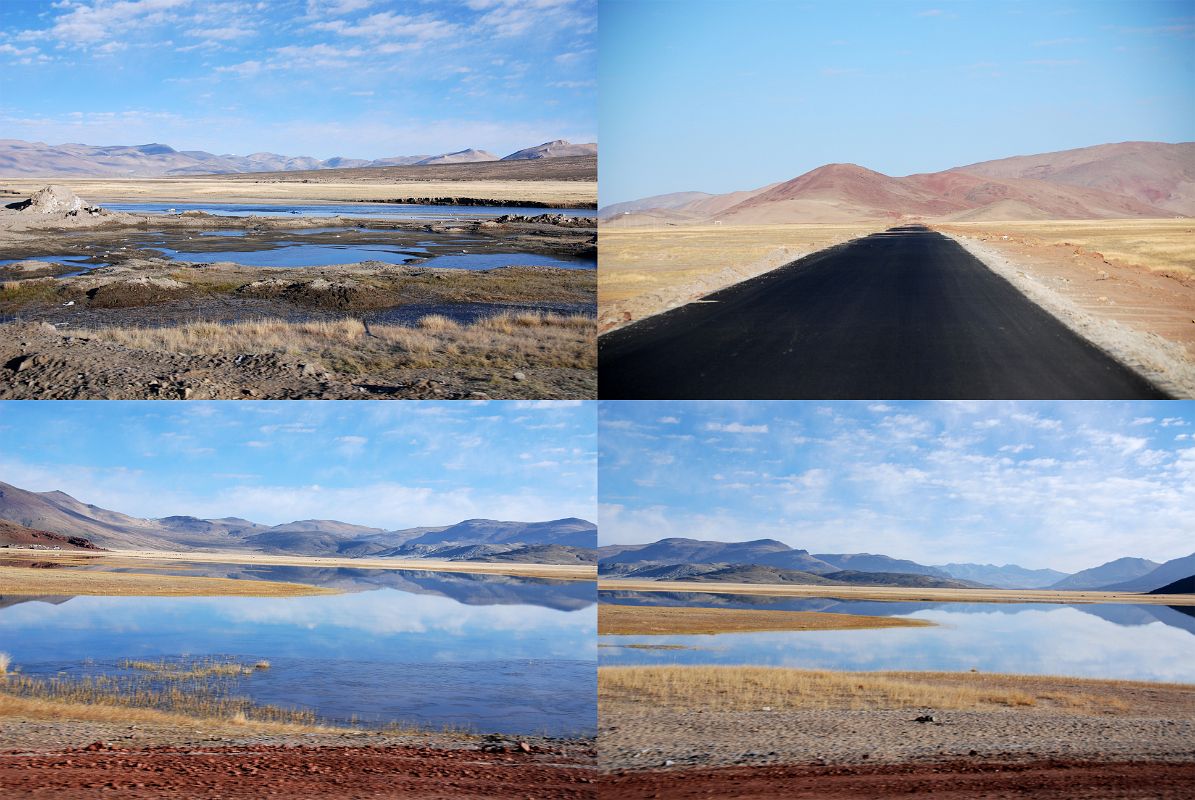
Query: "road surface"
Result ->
[[599, 226, 1168, 399]]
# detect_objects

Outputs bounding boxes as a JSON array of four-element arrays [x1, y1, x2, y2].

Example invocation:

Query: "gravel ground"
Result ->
[[599, 706, 1195, 772]]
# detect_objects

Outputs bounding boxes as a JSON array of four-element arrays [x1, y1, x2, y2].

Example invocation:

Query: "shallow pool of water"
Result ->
[[0, 255, 99, 267], [105, 202, 592, 219], [0, 571, 596, 735], [598, 597, 1195, 683], [153, 242, 426, 267]]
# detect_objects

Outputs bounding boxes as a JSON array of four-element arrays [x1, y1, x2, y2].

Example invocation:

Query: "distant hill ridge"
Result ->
[[599, 536, 1195, 593], [0, 480, 594, 562], [601, 141, 1194, 224], [0, 138, 598, 178]]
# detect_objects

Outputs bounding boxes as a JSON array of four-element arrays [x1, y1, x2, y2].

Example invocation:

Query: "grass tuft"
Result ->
[[87, 312, 595, 374]]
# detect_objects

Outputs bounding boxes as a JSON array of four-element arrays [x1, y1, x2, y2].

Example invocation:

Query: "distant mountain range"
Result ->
[[600, 141, 1194, 224], [599, 536, 1195, 594], [0, 480, 594, 563], [0, 138, 597, 178]]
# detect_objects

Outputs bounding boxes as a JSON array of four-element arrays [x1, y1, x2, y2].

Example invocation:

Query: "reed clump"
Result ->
[[1, 657, 316, 726]]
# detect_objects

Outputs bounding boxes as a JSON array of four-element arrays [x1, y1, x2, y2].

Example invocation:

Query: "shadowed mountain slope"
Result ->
[[0, 480, 593, 561], [1050, 557, 1161, 590]]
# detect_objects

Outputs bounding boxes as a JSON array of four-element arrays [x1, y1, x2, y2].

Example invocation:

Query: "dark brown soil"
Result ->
[[0, 743, 598, 799], [600, 759, 1195, 799]]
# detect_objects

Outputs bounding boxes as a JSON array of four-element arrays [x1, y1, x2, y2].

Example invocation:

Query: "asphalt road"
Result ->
[[599, 226, 1168, 399]]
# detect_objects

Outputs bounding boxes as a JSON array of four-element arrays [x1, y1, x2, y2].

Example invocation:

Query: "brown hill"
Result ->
[[606, 142, 1190, 225], [714, 163, 1173, 224], [956, 141, 1195, 216], [0, 518, 101, 550]]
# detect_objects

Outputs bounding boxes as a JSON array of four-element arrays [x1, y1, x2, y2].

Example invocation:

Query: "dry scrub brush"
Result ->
[[90, 312, 595, 373], [599, 666, 1148, 714]]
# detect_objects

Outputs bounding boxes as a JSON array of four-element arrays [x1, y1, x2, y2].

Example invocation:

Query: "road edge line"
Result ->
[[940, 231, 1193, 399]]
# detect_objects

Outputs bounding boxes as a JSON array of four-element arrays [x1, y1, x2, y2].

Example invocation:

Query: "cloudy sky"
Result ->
[[0, 400, 596, 529], [0, 0, 595, 158], [601, 0, 1194, 205], [600, 401, 1195, 572]]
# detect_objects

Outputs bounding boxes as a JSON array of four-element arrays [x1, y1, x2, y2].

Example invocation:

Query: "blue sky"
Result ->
[[0, 400, 596, 528], [0, 0, 595, 158], [600, 0, 1195, 205], [599, 401, 1195, 572]]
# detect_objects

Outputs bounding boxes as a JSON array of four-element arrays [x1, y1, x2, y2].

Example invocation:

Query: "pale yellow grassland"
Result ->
[[599, 666, 1195, 715], [934, 218, 1195, 278], [0, 178, 595, 207], [598, 604, 935, 635]]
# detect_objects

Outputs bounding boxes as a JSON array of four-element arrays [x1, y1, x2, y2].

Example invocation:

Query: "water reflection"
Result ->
[[96, 565, 598, 611], [0, 572, 596, 735], [601, 591, 1195, 636], [599, 595, 1195, 683]]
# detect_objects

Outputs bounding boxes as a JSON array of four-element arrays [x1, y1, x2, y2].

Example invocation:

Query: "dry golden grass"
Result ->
[[935, 219, 1195, 278], [0, 564, 337, 597], [0, 692, 334, 733], [0, 177, 596, 207], [3, 547, 598, 581], [89, 312, 595, 374], [598, 222, 886, 328], [597, 666, 1195, 715], [598, 604, 934, 635], [598, 578, 1195, 607]]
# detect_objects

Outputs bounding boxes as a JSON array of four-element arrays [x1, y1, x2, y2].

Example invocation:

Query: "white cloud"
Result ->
[[705, 422, 769, 434]]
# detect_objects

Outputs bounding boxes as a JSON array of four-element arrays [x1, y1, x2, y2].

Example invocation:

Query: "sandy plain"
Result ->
[[598, 578, 1195, 606]]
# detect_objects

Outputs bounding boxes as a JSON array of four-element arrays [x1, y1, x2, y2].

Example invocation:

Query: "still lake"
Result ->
[[599, 592, 1195, 683], [0, 568, 596, 736], [104, 202, 592, 219]]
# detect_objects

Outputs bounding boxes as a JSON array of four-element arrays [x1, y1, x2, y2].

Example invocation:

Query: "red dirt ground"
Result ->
[[599, 759, 1195, 799], [0, 743, 597, 799]]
